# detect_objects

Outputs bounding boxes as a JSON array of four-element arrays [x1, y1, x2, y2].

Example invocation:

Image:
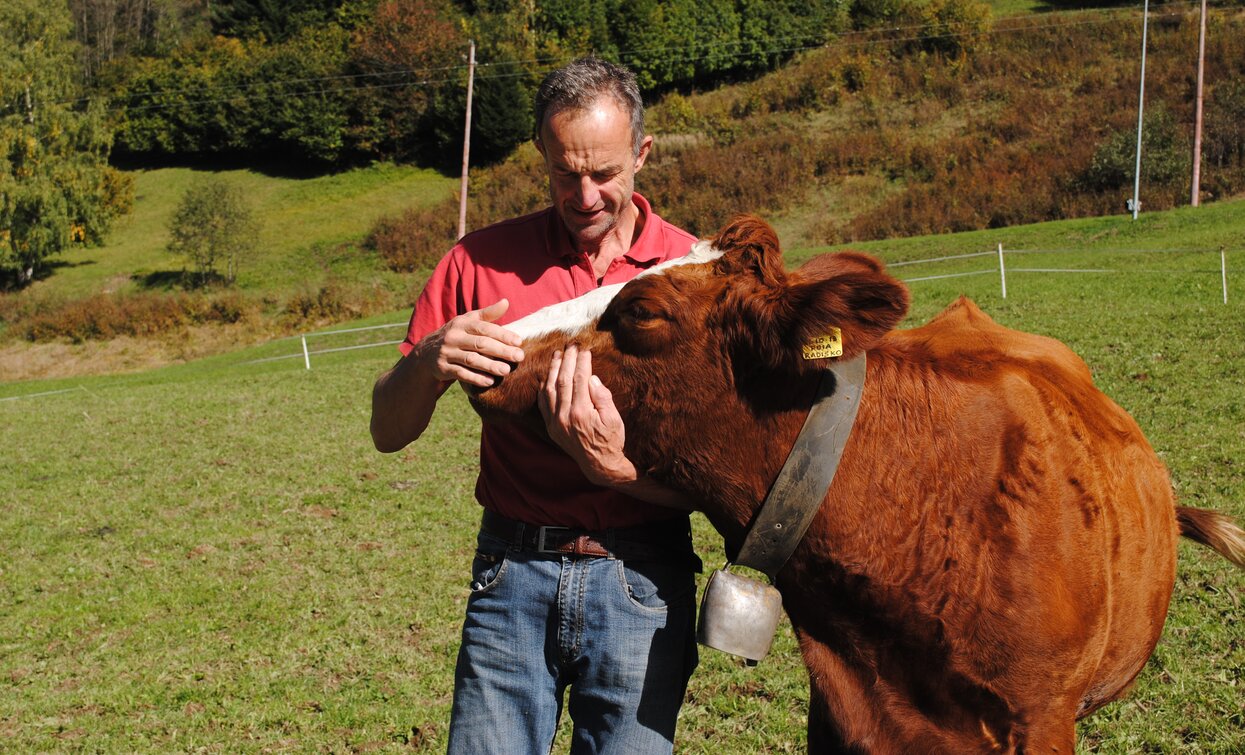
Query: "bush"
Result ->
[[852, 0, 992, 58], [167, 177, 260, 286], [281, 280, 396, 326], [365, 203, 456, 273], [1080, 104, 1188, 194], [1202, 79, 1245, 200], [366, 144, 547, 273], [639, 129, 820, 237], [19, 292, 257, 343]]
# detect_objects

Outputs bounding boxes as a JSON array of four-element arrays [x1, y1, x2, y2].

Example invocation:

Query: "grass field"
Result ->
[[32, 163, 456, 302], [2, 202, 1243, 752]]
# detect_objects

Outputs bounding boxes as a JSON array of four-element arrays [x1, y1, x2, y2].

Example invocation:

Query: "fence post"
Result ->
[[1222, 247, 1228, 305], [998, 243, 1007, 299], [302, 335, 311, 370]]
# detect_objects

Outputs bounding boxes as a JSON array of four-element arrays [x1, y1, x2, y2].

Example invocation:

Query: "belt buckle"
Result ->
[[536, 526, 570, 553]]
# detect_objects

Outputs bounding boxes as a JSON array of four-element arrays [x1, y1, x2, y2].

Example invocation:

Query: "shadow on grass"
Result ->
[[112, 149, 360, 180], [134, 269, 230, 291], [0, 259, 98, 292]]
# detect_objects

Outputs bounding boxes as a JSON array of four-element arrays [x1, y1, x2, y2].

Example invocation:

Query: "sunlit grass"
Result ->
[[34, 163, 455, 301], [2, 197, 1242, 751]]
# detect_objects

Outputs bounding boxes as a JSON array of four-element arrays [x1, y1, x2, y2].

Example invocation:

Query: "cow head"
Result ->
[[468, 215, 909, 526]]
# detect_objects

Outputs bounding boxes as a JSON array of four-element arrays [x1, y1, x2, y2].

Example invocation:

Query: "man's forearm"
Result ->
[[370, 350, 451, 453]]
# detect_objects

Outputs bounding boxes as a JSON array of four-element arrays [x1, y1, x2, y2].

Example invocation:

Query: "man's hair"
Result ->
[[534, 57, 645, 156]]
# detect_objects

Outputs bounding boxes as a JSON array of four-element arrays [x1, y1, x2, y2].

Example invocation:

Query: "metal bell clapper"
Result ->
[[696, 564, 784, 665]]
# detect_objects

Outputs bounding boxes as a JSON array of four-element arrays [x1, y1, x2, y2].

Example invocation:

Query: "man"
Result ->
[[370, 57, 701, 754]]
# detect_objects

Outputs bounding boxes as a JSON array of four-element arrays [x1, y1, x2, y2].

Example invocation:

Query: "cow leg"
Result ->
[[1018, 714, 1076, 754], [806, 687, 860, 755]]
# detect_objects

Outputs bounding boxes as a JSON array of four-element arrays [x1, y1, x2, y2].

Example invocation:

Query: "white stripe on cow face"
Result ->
[[507, 240, 723, 341]]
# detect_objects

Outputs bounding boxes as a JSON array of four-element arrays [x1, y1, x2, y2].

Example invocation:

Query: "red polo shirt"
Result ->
[[400, 193, 697, 529]]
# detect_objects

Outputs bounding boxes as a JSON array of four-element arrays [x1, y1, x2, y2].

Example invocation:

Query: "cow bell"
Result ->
[[696, 567, 784, 664]]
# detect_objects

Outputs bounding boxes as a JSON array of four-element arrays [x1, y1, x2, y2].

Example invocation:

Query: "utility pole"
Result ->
[[1191, 0, 1207, 207], [1131, 0, 1150, 220], [457, 39, 476, 241]]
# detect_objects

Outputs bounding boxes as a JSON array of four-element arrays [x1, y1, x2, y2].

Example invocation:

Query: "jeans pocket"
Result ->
[[616, 558, 694, 614], [469, 549, 509, 594]]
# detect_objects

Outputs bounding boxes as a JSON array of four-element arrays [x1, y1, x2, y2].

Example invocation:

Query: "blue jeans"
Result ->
[[446, 530, 699, 754]]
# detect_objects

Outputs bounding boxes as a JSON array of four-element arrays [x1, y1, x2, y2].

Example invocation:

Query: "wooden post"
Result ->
[[1191, 0, 1207, 207], [301, 335, 311, 370], [457, 40, 476, 241]]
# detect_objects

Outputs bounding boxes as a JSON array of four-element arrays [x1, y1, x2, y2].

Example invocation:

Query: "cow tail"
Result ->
[[1176, 506, 1245, 569]]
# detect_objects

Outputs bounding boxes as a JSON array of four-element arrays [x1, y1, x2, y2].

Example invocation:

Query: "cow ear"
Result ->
[[778, 252, 909, 366], [711, 214, 787, 289]]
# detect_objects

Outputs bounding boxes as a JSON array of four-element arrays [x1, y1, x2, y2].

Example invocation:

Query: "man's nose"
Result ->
[[575, 176, 600, 209]]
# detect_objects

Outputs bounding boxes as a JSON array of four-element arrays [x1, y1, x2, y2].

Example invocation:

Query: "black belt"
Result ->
[[480, 509, 696, 564]]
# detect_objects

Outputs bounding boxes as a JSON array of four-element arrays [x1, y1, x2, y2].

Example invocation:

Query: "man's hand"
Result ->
[[414, 299, 525, 389], [539, 344, 638, 487], [371, 299, 523, 453], [538, 345, 695, 510]]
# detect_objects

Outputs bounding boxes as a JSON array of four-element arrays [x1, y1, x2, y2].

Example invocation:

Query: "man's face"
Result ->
[[536, 97, 652, 251]]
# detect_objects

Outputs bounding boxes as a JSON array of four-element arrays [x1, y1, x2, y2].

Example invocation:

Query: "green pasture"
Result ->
[[35, 163, 455, 301], [2, 203, 1244, 752]]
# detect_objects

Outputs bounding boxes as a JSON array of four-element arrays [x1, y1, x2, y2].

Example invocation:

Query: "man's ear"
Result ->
[[634, 134, 653, 172]]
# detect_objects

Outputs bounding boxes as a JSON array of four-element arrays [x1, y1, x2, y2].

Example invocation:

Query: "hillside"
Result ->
[[644, 3, 1245, 243], [365, 3, 1245, 278], [2, 3, 1244, 381], [0, 165, 454, 380]]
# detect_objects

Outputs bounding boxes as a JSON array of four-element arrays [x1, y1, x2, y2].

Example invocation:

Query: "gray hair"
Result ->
[[534, 57, 646, 156]]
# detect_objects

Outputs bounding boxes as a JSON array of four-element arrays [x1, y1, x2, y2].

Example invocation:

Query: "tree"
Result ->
[[68, 0, 211, 85], [348, 0, 464, 161], [167, 177, 259, 286], [111, 27, 355, 165], [418, 1, 535, 170], [210, 0, 352, 42], [0, 0, 133, 287]]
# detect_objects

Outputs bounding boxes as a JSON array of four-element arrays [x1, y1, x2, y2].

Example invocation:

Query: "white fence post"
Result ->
[[998, 243, 1007, 299], [302, 335, 311, 370], [1222, 248, 1229, 305]]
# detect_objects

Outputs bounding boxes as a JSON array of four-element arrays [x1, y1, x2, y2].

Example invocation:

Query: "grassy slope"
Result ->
[[38, 163, 456, 301], [789, 193, 1245, 266], [2, 201, 1242, 752]]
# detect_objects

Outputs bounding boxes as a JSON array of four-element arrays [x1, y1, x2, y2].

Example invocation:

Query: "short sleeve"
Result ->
[[399, 247, 466, 357]]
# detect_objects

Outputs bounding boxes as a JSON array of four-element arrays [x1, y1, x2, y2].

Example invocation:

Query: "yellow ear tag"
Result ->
[[802, 328, 843, 360]]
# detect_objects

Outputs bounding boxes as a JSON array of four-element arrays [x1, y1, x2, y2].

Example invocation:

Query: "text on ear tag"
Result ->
[[802, 328, 843, 360]]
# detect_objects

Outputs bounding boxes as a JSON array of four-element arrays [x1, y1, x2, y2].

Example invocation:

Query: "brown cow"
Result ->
[[467, 215, 1245, 753]]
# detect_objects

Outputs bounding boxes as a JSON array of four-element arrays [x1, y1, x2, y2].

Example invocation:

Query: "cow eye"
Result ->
[[601, 294, 677, 355], [625, 302, 660, 322]]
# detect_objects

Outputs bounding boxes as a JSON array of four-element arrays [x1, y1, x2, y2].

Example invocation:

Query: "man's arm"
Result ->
[[539, 344, 695, 511], [370, 299, 524, 453]]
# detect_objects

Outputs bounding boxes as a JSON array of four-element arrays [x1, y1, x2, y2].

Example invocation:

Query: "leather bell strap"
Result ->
[[733, 352, 867, 580]]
